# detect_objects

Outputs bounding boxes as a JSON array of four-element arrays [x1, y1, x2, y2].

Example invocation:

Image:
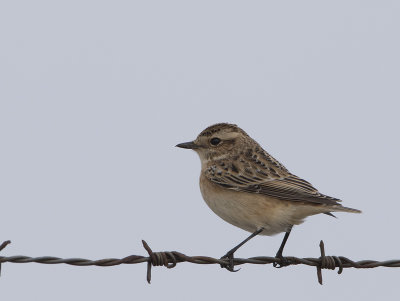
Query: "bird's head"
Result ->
[[176, 123, 252, 164]]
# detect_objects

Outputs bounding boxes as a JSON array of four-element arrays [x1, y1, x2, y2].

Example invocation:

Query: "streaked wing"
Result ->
[[205, 150, 341, 206]]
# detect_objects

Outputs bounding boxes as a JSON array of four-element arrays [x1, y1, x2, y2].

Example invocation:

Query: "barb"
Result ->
[[0, 239, 399, 284], [0, 240, 11, 277]]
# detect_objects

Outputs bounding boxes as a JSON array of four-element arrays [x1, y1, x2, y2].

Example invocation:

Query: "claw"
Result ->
[[273, 254, 292, 268], [220, 253, 240, 272]]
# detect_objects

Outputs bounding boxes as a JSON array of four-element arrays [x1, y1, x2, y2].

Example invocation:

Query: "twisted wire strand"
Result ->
[[1, 239, 399, 285]]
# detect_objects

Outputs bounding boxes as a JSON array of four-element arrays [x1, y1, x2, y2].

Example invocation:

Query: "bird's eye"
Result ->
[[210, 137, 221, 146]]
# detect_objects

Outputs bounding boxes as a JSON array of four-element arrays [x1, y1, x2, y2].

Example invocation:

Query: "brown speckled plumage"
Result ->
[[177, 123, 361, 236]]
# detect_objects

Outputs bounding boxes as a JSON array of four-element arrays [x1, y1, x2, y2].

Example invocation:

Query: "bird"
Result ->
[[176, 123, 361, 271]]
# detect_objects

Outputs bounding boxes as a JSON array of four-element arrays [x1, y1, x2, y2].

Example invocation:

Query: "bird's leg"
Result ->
[[273, 225, 293, 268], [220, 228, 264, 272]]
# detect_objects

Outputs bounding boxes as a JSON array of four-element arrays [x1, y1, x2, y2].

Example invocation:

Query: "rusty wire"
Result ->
[[1, 239, 400, 285]]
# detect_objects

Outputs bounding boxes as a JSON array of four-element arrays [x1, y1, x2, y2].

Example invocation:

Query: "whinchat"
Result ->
[[176, 123, 361, 271]]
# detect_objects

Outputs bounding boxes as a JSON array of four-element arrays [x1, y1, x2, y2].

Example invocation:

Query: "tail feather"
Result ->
[[323, 212, 337, 218], [330, 205, 362, 214]]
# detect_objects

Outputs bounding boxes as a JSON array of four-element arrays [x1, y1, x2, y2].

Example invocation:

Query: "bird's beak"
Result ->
[[175, 141, 199, 149]]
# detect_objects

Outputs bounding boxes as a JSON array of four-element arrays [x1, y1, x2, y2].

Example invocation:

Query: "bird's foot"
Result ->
[[220, 252, 240, 272], [273, 252, 292, 268]]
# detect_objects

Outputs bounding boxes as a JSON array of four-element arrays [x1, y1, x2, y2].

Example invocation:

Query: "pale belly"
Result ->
[[199, 175, 321, 236]]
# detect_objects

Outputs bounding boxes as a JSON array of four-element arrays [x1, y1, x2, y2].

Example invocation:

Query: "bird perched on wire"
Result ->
[[176, 123, 361, 271]]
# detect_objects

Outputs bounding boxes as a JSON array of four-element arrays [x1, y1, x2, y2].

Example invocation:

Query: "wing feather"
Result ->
[[205, 150, 341, 206]]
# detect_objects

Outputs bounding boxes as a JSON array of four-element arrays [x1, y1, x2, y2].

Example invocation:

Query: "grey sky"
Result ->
[[1, 1, 399, 300]]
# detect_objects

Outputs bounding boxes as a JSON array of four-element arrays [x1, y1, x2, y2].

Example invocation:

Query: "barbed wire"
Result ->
[[1, 239, 399, 285]]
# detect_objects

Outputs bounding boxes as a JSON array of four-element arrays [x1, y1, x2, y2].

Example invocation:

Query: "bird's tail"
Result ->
[[330, 205, 362, 214]]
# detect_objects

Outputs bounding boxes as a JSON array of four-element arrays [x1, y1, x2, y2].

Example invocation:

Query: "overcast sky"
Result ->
[[1, 1, 399, 300]]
